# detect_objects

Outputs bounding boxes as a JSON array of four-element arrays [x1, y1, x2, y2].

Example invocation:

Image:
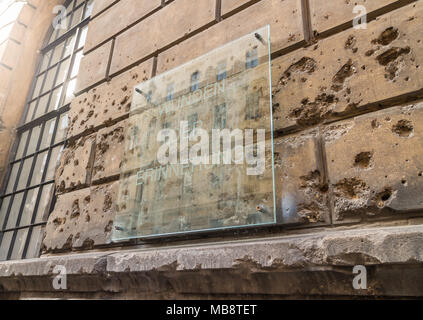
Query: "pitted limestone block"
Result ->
[[43, 188, 90, 253], [310, 0, 397, 34], [93, 120, 127, 183], [325, 102, 423, 222], [75, 40, 113, 93], [72, 181, 119, 249], [85, 0, 162, 53], [43, 182, 119, 253], [271, 1, 423, 131], [111, 0, 216, 75], [55, 134, 96, 194], [157, 0, 303, 74], [68, 59, 153, 139], [274, 132, 330, 225], [221, 0, 258, 16]]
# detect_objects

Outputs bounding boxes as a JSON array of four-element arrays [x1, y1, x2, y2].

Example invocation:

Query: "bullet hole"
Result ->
[[392, 120, 414, 137], [331, 59, 355, 92], [345, 35, 358, 53], [354, 151, 374, 169], [85, 214, 91, 222], [334, 178, 369, 199], [290, 93, 337, 126], [70, 199, 80, 219], [371, 119, 381, 129], [401, 179, 408, 186], [279, 57, 317, 86], [372, 27, 399, 46], [373, 188, 394, 208], [105, 221, 113, 233], [418, 172, 422, 177], [365, 49, 375, 57], [376, 47, 411, 66]]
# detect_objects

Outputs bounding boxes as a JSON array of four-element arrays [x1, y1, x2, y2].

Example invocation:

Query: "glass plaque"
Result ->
[[112, 26, 276, 240]]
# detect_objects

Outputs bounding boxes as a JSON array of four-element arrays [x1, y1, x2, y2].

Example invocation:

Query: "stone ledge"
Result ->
[[0, 225, 422, 297]]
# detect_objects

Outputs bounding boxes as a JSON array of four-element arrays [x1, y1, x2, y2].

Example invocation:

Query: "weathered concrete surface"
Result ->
[[0, 225, 422, 298], [325, 103, 423, 223], [43, 182, 120, 253], [271, 1, 423, 131]]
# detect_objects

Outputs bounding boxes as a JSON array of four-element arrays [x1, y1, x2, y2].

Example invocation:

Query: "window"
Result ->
[[217, 62, 227, 81], [190, 71, 200, 92], [0, 0, 93, 261], [214, 104, 227, 129], [246, 48, 258, 69]]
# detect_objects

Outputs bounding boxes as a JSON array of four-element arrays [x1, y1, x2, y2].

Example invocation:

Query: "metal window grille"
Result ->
[[0, 0, 93, 261]]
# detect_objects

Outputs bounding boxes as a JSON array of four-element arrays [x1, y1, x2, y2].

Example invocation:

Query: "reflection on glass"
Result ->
[[40, 118, 56, 150], [26, 124, 42, 155], [20, 188, 39, 227], [17, 158, 33, 191], [45, 146, 63, 181], [6, 163, 19, 194], [34, 184, 53, 223], [15, 131, 29, 160], [113, 26, 275, 240], [25, 100, 37, 123], [0, 232, 13, 261], [78, 26, 88, 49], [71, 51, 83, 78], [34, 94, 49, 119], [0, 197, 11, 229], [25, 226, 43, 259], [64, 79, 76, 105], [6, 192, 23, 229], [49, 86, 63, 112], [56, 58, 71, 85], [10, 228, 28, 260], [55, 113, 69, 143], [30, 152, 48, 186]]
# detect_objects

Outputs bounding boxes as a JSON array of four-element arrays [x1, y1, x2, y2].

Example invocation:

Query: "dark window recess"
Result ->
[[0, 0, 92, 262], [188, 113, 199, 134], [214, 104, 227, 129], [246, 48, 259, 69], [245, 91, 261, 120], [217, 62, 227, 81], [191, 71, 200, 92], [166, 83, 174, 101]]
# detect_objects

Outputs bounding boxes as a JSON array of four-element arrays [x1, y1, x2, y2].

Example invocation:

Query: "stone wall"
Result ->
[[2, 0, 423, 298]]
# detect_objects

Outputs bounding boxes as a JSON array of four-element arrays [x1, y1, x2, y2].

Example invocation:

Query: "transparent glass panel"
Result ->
[[71, 51, 83, 78], [55, 113, 69, 143], [6, 192, 23, 229], [31, 75, 43, 99], [15, 131, 29, 160], [56, 58, 71, 86], [40, 50, 52, 73], [17, 158, 33, 191], [10, 228, 28, 260], [41, 66, 58, 95], [113, 26, 275, 240], [40, 118, 56, 150], [45, 146, 63, 181], [84, 0, 94, 19], [34, 184, 53, 223], [49, 86, 63, 112], [51, 43, 64, 66], [64, 78, 76, 105], [34, 93, 49, 119], [6, 163, 19, 194], [70, 5, 83, 29], [0, 197, 11, 229], [0, 232, 13, 261], [26, 124, 42, 156], [20, 188, 39, 227], [25, 100, 37, 123], [25, 226, 43, 259], [64, 33, 76, 57], [78, 27, 88, 50], [30, 152, 48, 187]]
